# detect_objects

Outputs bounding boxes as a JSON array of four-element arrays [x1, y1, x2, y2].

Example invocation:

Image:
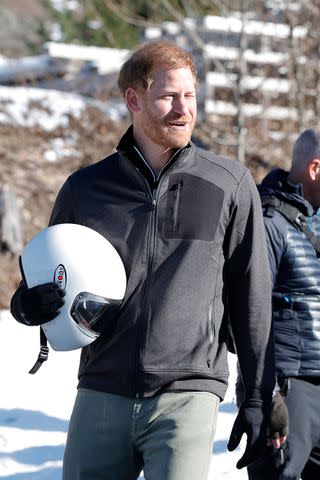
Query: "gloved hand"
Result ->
[[10, 282, 65, 326], [267, 392, 289, 449], [227, 398, 270, 469]]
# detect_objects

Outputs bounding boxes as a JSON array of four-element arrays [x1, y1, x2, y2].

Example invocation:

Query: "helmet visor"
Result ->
[[70, 292, 122, 338]]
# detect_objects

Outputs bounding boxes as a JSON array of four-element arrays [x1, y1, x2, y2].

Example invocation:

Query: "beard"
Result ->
[[142, 111, 195, 150]]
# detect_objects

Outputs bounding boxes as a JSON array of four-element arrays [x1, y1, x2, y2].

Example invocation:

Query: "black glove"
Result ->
[[10, 282, 65, 326], [227, 396, 270, 469], [269, 392, 289, 442]]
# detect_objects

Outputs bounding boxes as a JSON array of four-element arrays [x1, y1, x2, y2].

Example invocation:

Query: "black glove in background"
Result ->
[[227, 398, 270, 469], [10, 282, 65, 326], [269, 392, 289, 441]]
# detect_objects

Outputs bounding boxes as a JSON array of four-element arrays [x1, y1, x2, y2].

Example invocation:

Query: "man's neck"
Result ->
[[288, 172, 318, 211], [133, 129, 173, 174]]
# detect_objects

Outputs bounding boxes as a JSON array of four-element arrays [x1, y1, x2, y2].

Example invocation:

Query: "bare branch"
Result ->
[[101, 0, 159, 28], [160, 0, 238, 95], [85, 0, 117, 46]]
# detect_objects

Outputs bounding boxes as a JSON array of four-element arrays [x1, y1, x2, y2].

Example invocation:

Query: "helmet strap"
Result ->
[[29, 328, 49, 374]]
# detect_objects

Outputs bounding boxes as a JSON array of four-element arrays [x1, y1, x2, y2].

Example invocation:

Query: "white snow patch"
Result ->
[[50, 0, 81, 12], [0, 86, 127, 130], [44, 137, 80, 162], [45, 42, 129, 75], [0, 310, 246, 479]]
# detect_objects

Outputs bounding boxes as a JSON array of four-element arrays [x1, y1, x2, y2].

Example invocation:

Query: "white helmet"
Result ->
[[20, 223, 127, 351]]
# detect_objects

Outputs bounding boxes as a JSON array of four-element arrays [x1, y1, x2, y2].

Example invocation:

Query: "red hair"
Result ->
[[118, 40, 198, 94]]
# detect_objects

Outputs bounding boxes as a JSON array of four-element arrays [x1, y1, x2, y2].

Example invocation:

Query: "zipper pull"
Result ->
[[151, 182, 158, 209], [170, 182, 182, 192]]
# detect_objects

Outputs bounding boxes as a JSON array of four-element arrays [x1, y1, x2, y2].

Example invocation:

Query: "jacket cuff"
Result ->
[[245, 385, 273, 405]]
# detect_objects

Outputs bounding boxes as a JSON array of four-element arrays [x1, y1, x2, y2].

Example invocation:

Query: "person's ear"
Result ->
[[309, 158, 320, 181], [125, 87, 141, 113]]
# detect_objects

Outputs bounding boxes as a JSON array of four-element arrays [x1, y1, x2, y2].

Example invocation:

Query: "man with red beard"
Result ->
[[11, 40, 275, 480]]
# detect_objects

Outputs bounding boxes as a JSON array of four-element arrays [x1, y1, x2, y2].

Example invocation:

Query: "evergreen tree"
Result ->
[[45, 0, 219, 48]]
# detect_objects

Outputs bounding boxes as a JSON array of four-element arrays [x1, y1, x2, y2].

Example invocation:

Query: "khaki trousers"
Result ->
[[63, 388, 219, 480]]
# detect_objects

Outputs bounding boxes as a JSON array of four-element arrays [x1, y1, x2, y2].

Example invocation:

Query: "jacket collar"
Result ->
[[259, 168, 315, 216], [116, 125, 194, 182]]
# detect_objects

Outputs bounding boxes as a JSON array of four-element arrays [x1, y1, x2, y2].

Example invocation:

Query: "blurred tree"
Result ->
[[45, 0, 220, 48], [43, 0, 320, 168]]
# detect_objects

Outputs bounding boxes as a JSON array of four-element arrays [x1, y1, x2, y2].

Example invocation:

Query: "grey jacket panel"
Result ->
[[49, 130, 274, 400]]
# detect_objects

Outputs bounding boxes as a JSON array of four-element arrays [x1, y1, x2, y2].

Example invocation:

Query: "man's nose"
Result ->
[[173, 96, 188, 116]]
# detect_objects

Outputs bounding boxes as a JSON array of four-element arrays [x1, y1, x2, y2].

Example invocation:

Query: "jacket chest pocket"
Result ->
[[164, 173, 224, 242]]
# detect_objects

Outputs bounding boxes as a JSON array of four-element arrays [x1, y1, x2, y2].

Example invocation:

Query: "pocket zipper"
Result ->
[[171, 182, 182, 232], [207, 301, 214, 368]]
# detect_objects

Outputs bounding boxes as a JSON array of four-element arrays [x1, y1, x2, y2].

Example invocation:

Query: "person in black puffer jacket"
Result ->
[[238, 128, 320, 480]]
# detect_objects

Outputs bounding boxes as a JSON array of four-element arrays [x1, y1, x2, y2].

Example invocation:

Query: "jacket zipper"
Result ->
[[132, 147, 158, 397], [131, 146, 182, 397]]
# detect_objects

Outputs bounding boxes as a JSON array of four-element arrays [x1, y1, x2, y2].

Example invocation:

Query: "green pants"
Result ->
[[63, 388, 219, 480]]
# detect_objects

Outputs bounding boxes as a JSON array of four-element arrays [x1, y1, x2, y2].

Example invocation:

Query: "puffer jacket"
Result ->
[[259, 168, 320, 379], [15, 127, 275, 400]]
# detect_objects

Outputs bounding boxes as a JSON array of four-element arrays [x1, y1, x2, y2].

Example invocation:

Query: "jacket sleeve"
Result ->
[[263, 215, 286, 289], [10, 178, 76, 323], [48, 177, 77, 226], [225, 169, 275, 400]]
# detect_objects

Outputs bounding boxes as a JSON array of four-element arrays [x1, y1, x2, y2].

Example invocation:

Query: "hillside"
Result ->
[[0, 0, 51, 57], [0, 86, 128, 308]]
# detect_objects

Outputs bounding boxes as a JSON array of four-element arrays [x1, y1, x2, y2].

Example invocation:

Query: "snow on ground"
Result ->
[[0, 86, 127, 131], [45, 42, 129, 75], [0, 309, 247, 479]]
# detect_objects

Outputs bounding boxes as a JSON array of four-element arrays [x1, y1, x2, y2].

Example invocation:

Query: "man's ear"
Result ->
[[309, 158, 320, 181], [125, 87, 141, 113]]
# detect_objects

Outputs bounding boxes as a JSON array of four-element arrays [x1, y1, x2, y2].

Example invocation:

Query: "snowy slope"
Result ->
[[0, 310, 246, 479]]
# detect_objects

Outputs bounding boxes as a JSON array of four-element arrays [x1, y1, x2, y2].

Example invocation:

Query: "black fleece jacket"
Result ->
[[12, 127, 275, 400]]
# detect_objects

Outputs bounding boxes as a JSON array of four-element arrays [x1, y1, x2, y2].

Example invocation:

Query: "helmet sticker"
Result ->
[[54, 264, 67, 289]]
